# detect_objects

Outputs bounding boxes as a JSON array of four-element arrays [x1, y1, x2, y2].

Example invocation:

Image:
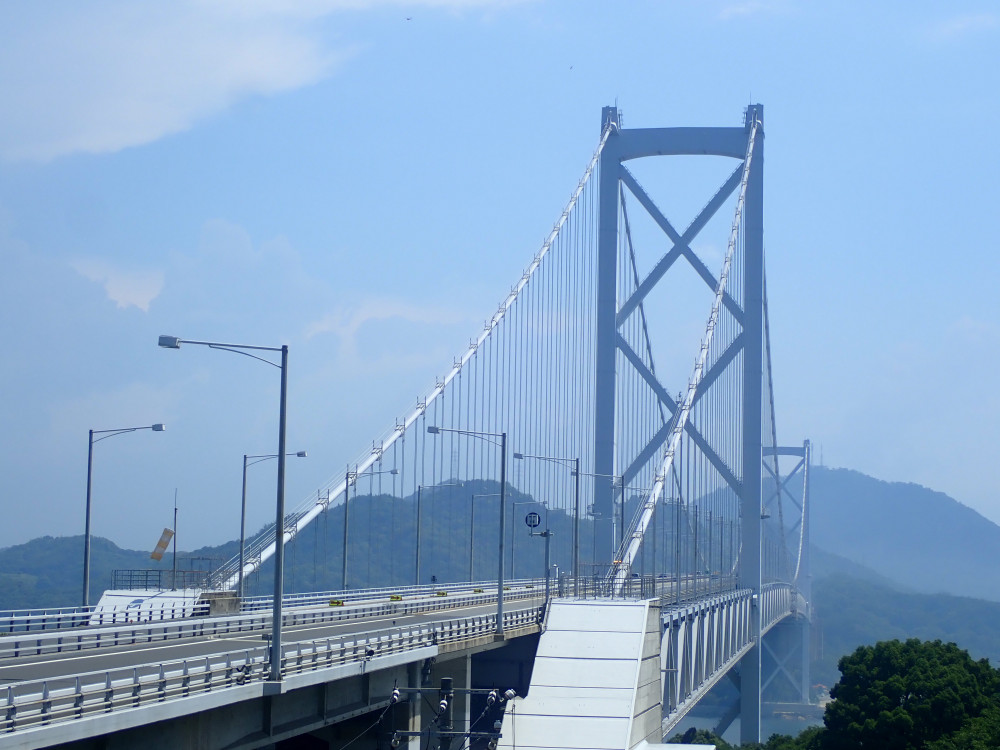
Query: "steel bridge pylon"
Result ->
[[592, 104, 769, 744]]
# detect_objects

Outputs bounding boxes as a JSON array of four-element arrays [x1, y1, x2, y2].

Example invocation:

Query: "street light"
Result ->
[[240, 451, 307, 599], [414, 481, 462, 586], [83, 423, 165, 608], [343, 466, 398, 590], [159, 334, 289, 683], [524, 507, 553, 601], [469, 493, 500, 581], [427, 425, 507, 637], [513, 452, 580, 596], [510, 500, 542, 579], [571, 468, 628, 568]]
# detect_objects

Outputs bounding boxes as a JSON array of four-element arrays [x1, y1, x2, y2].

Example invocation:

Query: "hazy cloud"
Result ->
[[71, 258, 165, 312], [0, 0, 526, 163], [928, 12, 999, 41], [717, 0, 789, 21], [306, 298, 463, 346]]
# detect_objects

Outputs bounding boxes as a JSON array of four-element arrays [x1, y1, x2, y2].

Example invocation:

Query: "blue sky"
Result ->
[[1, 0, 998, 551]]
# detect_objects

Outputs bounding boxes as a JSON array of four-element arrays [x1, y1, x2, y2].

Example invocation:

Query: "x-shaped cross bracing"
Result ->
[[614, 161, 747, 498]]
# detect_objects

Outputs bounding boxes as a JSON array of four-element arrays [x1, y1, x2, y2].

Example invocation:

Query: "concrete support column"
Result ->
[[406, 661, 422, 750], [451, 654, 473, 737]]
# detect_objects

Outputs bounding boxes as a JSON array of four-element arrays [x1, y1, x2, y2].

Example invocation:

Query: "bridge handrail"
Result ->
[[0, 604, 543, 735], [0, 601, 211, 635], [238, 577, 543, 612], [0, 585, 544, 660], [0, 578, 543, 635]]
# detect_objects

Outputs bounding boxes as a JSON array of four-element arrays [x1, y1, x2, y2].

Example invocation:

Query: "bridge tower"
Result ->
[[592, 104, 766, 744]]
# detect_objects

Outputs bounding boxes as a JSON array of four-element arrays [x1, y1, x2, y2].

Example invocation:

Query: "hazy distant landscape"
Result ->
[[2, 466, 998, 687]]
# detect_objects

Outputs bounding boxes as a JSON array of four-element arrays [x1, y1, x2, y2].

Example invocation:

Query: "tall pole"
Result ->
[[269, 344, 289, 683], [172, 490, 178, 590], [239, 455, 248, 599], [342, 468, 351, 590], [414, 486, 424, 586], [544, 528, 551, 601], [82, 424, 164, 607], [573, 457, 580, 597], [469, 496, 475, 582], [496, 432, 507, 637], [82, 430, 95, 608]]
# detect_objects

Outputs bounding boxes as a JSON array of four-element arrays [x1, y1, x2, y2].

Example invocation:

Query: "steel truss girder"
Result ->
[[761, 624, 804, 694], [661, 584, 796, 738]]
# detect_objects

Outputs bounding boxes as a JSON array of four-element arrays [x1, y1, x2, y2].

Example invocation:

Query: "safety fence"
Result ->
[[1, 605, 543, 734], [0, 578, 545, 634], [0, 585, 543, 660]]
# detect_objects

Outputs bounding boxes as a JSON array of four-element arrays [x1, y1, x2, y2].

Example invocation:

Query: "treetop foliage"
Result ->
[[821, 639, 1000, 750]]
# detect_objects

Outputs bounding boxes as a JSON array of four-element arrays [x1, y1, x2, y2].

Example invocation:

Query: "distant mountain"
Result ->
[[812, 574, 1000, 684], [809, 544, 910, 590], [0, 535, 152, 610], [810, 467, 1000, 602], [4, 467, 999, 614]]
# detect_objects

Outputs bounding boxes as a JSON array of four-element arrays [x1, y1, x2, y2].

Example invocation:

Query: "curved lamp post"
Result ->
[[343, 466, 398, 590], [83, 423, 165, 607], [513, 452, 580, 596], [413, 481, 462, 586], [427, 426, 506, 637], [469, 493, 500, 581], [240, 451, 307, 599], [159, 334, 289, 683]]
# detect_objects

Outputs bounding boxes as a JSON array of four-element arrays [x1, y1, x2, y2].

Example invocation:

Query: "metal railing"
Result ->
[[572, 571, 741, 602], [238, 578, 544, 612], [111, 569, 212, 591], [0, 578, 545, 635], [1, 605, 543, 735], [0, 585, 545, 660]]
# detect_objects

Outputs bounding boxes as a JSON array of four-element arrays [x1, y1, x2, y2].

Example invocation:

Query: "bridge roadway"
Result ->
[[0, 577, 791, 748], [0, 582, 550, 748], [0, 596, 528, 685]]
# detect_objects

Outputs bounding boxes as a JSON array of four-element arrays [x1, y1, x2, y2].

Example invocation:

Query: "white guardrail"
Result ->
[[0, 579, 546, 634], [0, 584, 545, 660], [1, 606, 543, 734]]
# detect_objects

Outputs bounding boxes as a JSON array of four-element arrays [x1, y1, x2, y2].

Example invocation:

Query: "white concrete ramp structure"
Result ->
[[498, 599, 664, 750]]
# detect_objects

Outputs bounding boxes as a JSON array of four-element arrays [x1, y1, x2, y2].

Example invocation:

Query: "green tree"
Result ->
[[821, 639, 1000, 750]]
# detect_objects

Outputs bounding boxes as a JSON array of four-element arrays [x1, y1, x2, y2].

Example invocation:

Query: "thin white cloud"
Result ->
[[929, 12, 999, 41], [307, 298, 462, 343], [72, 258, 165, 312], [0, 0, 526, 163], [305, 297, 475, 377], [717, 0, 789, 21]]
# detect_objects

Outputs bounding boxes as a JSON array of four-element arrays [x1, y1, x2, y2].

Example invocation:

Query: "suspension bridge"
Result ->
[[0, 105, 811, 750]]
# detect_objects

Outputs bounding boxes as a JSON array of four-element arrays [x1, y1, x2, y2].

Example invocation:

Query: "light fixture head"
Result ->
[[513, 452, 524, 460], [158, 335, 181, 349], [151, 423, 166, 432], [426, 426, 440, 434], [295, 451, 307, 457]]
